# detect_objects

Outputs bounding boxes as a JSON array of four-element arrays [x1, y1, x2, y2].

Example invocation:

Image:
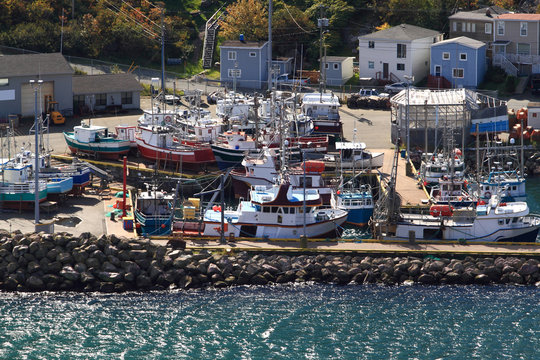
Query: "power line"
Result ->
[[283, 3, 312, 34]]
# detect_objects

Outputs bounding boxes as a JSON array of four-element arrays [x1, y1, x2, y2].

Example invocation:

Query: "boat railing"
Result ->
[[0, 182, 46, 194]]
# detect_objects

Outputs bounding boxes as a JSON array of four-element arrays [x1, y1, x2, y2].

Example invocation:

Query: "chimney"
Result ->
[[486, 9, 491, 17]]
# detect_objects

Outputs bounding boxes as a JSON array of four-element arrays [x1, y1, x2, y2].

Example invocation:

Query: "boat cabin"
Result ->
[[301, 93, 340, 120], [74, 124, 112, 143]]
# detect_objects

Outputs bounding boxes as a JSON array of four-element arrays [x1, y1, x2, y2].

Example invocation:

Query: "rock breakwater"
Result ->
[[0, 232, 539, 292]]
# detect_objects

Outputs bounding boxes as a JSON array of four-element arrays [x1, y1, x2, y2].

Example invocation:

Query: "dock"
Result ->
[[151, 237, 540, 257]]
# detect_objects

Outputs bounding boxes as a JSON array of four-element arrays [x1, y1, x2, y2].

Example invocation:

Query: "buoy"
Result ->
[[165, 115, 172, 123], [161, 224, 166, 228], [430, 205, 453, 217]]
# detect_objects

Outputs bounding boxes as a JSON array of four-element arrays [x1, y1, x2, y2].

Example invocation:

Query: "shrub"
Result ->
[[505, 75, 517, 93]]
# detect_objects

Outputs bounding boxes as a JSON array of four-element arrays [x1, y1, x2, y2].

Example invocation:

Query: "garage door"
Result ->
[[20, 81, 54, 117]]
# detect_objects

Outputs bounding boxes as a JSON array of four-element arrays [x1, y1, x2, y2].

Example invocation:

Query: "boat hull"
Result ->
[[64, 132, 130, 159], [135, 212, 172, 237], [136, 138, 215, 169], [344, 208, 373, 226], [0, 189, 48, 210], [211, 144, 249, 170]]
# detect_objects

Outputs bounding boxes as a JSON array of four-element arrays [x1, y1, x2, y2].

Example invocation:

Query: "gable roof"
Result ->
[[449, 6, 510, 21], [321, 56, 354, 62], [72, 73, 143, 95], [497, 13, 540, 21], [359, 24, 441, 41], [431, 36, 486, 49], [0, 53, 73, 78], [221, 40, 268, 49]]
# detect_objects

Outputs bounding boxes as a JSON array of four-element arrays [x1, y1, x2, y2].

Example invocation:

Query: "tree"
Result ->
[[272, 3, 315, 55], [220, 0, 268, 42]]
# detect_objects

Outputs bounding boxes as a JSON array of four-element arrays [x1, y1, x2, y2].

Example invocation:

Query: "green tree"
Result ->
[[220, 0, 268, 41]]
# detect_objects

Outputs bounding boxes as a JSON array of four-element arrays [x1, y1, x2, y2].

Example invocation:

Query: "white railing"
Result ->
[[0, 182, 47, 194], [492, 54, 518, 77], [505, 53, 540, 65]]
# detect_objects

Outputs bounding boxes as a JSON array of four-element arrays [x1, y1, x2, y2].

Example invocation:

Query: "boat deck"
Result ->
[[378, 148, 430, 206]]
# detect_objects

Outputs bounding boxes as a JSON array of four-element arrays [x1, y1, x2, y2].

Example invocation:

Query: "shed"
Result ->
[[321, 56, 355, 86]]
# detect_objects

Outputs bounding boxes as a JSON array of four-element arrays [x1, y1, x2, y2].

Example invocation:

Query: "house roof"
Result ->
[[359, 24, 441, 41], [497, 13, 540, 21], [221, 40, 268, 48], [449, 6, 509, 21], [0, 53, 73, 78], [72, 73, 143, 95], [431, 36, 486, 49], [320, 56, 354, 62]]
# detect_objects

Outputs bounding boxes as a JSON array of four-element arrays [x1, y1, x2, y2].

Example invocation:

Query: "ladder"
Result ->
[[202, 7, 226, 69]]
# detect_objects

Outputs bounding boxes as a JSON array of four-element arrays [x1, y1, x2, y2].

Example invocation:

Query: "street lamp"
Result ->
[[30, 79, 43, 230], [403, 75, 414, 160]]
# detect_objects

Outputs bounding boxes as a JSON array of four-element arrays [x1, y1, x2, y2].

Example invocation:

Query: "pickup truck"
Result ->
[[273, 74, 310, 86]]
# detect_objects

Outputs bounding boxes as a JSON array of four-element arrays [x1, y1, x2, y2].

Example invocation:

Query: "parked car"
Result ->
[[357, 88, 390, 98], [384, 82, 414, 94], [531, 74, 540, 95]]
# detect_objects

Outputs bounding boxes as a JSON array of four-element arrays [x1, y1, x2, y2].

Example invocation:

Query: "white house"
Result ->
[[358, 24, 443, 83], [322, 56, 354, 86]]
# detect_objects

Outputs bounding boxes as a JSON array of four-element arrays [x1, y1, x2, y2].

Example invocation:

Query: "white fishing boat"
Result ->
[[174, 180, 347, 239], [375, 194, 540, 242], [420, 150, 466, 186], [230, 148, 331, 204], [64, 123, 131, 160], [324, 142, 384, 169], [301, 92, 342, 137]]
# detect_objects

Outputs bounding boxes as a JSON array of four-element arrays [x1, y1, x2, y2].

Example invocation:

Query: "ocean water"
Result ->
[[0, 285, 538, 359]]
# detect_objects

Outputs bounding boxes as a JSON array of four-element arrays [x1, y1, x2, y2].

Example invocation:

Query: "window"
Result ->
[[325, 63, 329, 69], [497, 21, 505, 36], [453, 22, 457, 32], [467, 23, 471, 32], [397, 44, 406, 58], [521, 22, 527, 36], [228, 68, 241, 77], [73, 95, 85, 113], [453, 68, 464, 78], [368, 61, 374, 69], [443, 52, 450, 60], [517, 43, 531, 55], [472, 23, 476, 32], [228, 51, 236, 61], [121, 92, 132, 105], [368, 41, 375, 48], [434, 65, 441, 77], [462, 22, 466, 32], [485, 23, 492, 34], [397, 63, 405, 71], [249, 52, 256, 57], [95, 93, 107, 106], [333, 63, 339, 70], [0, 78, 8, 86], [460, 53, 467, 61]]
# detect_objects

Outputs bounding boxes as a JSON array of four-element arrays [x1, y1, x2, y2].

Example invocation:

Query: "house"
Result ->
[[527, 102, 540, 128], [272, 57, 294, 77], [72, 73, 143, 115], [430, 36, 487, 89], [492, 13, 540, 75], [449, 6, 510, 57], [219, 40, 269, 89], [321, 56, 354, 86], [358, 24, 443, 83], [0, 53, 73, 120]]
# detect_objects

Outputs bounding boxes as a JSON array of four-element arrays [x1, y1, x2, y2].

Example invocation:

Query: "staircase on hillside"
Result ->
[[202, 7, 226, 69], [493, 54, 518, 77]]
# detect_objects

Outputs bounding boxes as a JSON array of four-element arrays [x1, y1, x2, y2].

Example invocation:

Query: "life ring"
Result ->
[[164, 115, 172, 123], [485, 191, 491, 198]]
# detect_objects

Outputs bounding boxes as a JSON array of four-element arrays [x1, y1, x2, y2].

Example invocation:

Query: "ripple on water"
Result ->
[[0, 285, 538, 359]]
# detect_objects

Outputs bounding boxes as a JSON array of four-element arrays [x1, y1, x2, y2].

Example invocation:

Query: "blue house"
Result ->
[[219, 40, 269, 89], [430, 36, 486, 88]]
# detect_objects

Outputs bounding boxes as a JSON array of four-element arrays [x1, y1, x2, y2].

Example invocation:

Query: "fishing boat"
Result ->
[[470, 170, 526, 202], [301, 92, 342, 137], [210, 127, 258, 170], [230, 148, 332, 204], [115, 124, 138, 150], [324, 141, 384, 170], [174, 180, 348, 239], [429, 174, 475, 207], [64, 123, 131, 160], [0, 162, 47, 210], [135, 125, 216, 170], [134, 184, 175, 237], [374, 194, 540, 242], [334, 184, 374, 226], [420, 150, 466, 186]]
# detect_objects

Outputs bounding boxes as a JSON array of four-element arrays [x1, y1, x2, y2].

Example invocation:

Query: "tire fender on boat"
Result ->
[[165, 115, 172, 123]]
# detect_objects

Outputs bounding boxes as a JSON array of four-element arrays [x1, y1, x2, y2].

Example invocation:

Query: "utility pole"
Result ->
[[30, 79, 43, 230], [267, 0, 273, 90], [318, 6, 328, 95], [160, 5, 166, 105]]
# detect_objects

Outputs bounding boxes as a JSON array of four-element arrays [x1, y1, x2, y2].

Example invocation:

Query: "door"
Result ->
[[20, 81, 54, 117], [383, 63, 389, 79], [435, 65, 441, 77]]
